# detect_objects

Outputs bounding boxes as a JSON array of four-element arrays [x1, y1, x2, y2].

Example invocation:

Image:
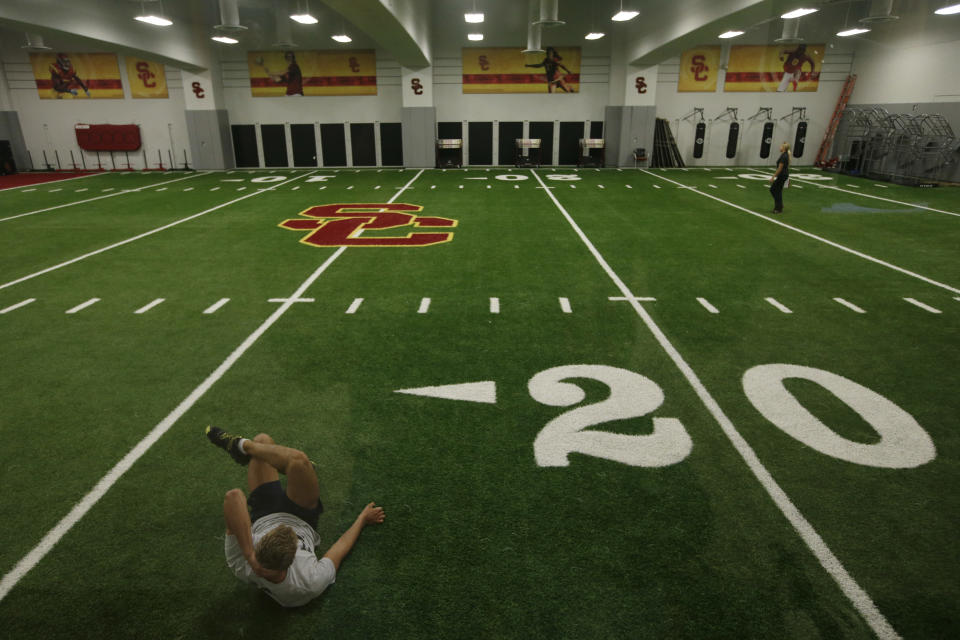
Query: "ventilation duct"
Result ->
[[533, 0, 564, 27], [774, 18, 804, 43], [523, 0, 544, 53], [215, 0, 247, 32], [273, 1, 297, 47], [22, 33, 52, 51], [860, 0, 900, 23]]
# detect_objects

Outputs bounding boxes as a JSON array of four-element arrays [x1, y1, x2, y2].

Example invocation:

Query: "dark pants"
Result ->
[[770, 176, 786, 211]]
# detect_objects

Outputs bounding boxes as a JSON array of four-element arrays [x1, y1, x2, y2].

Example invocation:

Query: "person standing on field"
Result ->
[[769, 142, 791, 214], [206, 426, 385, 607]]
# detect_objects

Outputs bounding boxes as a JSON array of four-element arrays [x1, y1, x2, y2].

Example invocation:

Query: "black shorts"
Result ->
[[248, 480, 323, 530]]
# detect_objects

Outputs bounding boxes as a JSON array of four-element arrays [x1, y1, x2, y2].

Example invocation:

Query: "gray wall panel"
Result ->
[[402, 106, 436, 168], [185, 109, 233, 170]]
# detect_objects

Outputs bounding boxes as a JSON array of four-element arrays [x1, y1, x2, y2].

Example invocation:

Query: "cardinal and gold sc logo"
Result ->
[[280, 203, 456, 247]]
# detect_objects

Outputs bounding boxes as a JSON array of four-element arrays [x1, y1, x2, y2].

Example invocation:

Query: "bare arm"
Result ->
[[322, 502, 386, 571], [223, 489, 282, 580]]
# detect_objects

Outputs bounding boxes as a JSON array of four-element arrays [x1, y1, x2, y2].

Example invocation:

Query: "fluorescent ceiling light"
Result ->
[[465, 12, 484, 23], [211, 35, 238, 44], [934, 3, 960, 14], [135, 15, 173, 26], [718, 30, 744, 38], [837, 27, 870, 36], [290, 13, 318, 24], [331, 34, 352, 43], [467, 33, 484, 41], [611, 10, 639, 21], [781, 8, 818, 19], [584, 32, 605, 40]]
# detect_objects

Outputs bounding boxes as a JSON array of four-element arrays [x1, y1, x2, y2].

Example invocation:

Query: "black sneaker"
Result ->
[[205, 426, 250, 466]]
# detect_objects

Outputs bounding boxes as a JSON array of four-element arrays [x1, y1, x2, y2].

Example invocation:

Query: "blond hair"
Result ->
[[255, 525, 298, 571]]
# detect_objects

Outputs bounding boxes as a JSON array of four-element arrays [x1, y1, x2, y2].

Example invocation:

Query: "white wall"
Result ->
[[850, 38, 960, 104], [1, 45, 191, 170], [655, 45, 855, 167]]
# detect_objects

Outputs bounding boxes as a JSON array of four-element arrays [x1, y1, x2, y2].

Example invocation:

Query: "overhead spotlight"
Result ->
[[781, 8, 818, 19], [467, 33, 484, 41], [935, 3, 960, 14], [135, 1, 172, 26], [837, 27, 870, 36], [584, 32, 605, 40], [211, 35, 239, 44], [718, 30, 744, 38], [331, 34, 352, 43]]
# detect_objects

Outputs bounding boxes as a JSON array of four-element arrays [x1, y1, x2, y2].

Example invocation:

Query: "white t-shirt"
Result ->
[[224, 512, 336, 607]]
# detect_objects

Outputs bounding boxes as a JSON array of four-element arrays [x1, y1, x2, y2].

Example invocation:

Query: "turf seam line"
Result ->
[[791, 178, 960, 218], [0, 171, 320, 292], [0, 172, 207, 223], [0, 169, 426, 605], [530, 168, 901, 640], [641, 170, 960, 295]]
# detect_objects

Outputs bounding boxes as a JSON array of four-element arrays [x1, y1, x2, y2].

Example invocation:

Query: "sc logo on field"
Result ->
[[280, 203, 456, 247]]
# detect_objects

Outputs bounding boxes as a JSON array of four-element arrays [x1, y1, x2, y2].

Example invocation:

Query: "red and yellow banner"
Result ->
[[247, 50, 377, 97], [678, 46, 721, 92], [126, 57, 168, 99], [462, 47, 580, 94], [30, 53, 123, 99], [724, 44, 824, 92]]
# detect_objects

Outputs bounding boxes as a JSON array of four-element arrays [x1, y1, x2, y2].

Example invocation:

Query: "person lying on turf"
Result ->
[[206, 427, 385, 607]]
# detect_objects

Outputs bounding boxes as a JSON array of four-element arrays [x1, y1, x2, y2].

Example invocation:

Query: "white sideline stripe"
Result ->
[[134, 298, 165, 314], [530, 168, 899, 640], [833, 298, 866, 314], [0, 173, 206, 223], [903, 297, 942, 314], [418, 297, 431, 314], [65, 298, 100, 314], [0, 168, 425, 605], [0, 298, 35, 314], [203, 298, 230, 314], [697, 297, 719, 313], [559, 297, 572, 313], [792, 178, 960, 218], [345, 298, 364, 314], [490, 297, 500, 313], [642, 170, 960, 295], [765, 297, 793, 314], [0, 171, 319, 292], [0, 172, 100, 192]]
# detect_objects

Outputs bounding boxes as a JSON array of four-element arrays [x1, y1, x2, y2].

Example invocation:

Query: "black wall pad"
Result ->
[[231, 124, 258, 167], [350, 123, 377, 166], [498, 122, 522, 165], [693, 122, 706, 159], [589, 121, 604, 138], [726, 122, 740, 159], [290, 124, 316, 167], [529, 121, 554, 165], [760, 122, 774, 159], [379, 123, 403, 166], [794, 121, 808, 157], [437, 121, 462, 139], [468, 121, 493, 165], [558, 122, 583, 165], [320, 124, 347, 166], [261, 124, 288, 167]]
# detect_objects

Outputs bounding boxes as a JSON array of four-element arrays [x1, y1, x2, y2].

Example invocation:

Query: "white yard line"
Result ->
[[203, 298, 230, 314], [0, 172, 208, 223], [833, 298, 866, 314], [417, 297, 431, 314], [903, 298, 942, 314], [0, 168, 425, 604], [345, 298, 364, 314], [531, 168, 900, 640], [765, 297, 793, 314], [65, 298, 101, 314], [791, 178, 960, 218], [0, 171, 319, 292], [134, 298, 165, 314], [0, 298, 36, 314], [559, 297, 572, 313], [489, 297, 500, 314], [641, 170, 960, 295], [697, 297, 719, 314]]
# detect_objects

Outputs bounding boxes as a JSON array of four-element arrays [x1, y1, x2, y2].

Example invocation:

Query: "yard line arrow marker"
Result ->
[[395, 381, 496, 404]]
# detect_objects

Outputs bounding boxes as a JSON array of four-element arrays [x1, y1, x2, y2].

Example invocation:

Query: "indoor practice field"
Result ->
[[0, 166, 957, 639]]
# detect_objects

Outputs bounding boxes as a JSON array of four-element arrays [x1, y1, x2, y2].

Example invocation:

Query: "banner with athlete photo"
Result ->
[[724, 44, 824, 92], [29, 52, 123, 99], [247, 50, 377, 97], [126, 57, 168, 99], [678, 46, 721, 92], [462, 47, 580, 94]]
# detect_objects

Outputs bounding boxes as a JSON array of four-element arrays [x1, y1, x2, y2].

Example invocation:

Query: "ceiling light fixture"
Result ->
[[718, 30, 744, 38], [467, 33, 484, 41], [465, 0, 483, 23], [934, 3, 960, 14], [585, 32, 605, 40], [611, 0, 639, 22], [837, 27, 870, 36], [290, 0, 318, 24], [781, 8, 818, 19], [332, 34, 352, 42], [211, 35, 238, 44], [135, 1, 172, 26]]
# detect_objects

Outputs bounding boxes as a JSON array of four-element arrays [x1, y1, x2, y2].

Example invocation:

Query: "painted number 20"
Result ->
[[528, 364, 935, 469]]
